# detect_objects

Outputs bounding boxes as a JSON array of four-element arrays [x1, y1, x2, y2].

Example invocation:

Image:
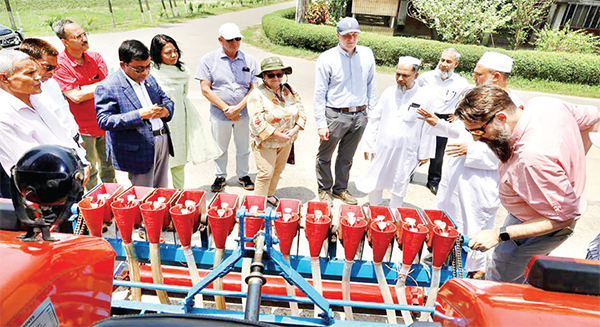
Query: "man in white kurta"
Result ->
[[357, 57, 435, 209], [473, 52, 524, 108], [418, 108, 500, 277]]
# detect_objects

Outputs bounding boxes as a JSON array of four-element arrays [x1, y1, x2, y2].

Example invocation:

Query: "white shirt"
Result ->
[[0, 89, 88, 175], [34, 78, 80, 141], [313, 45, 378, 129], [124, 71, 163, 131], [418, 70, 471, 115]]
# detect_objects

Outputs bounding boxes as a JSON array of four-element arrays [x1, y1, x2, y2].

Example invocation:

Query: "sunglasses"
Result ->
[[226, 37, 242, 42], [266, 72, 284, 79], [466, 114, 495, 136], [126, 63, 152, 74]]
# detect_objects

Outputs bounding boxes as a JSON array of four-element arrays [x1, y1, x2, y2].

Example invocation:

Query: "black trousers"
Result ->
[[0, 166, 10, 199], [427, 136, 448, 187]]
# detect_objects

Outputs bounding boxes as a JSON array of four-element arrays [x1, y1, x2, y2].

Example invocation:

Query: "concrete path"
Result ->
[[41, 1, 599, 259]]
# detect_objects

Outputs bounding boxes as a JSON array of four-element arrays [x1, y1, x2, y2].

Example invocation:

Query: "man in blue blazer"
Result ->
[[95, 40, 174, 187]]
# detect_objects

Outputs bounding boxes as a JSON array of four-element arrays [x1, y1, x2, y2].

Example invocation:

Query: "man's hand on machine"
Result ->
[[468, 228, 501, 252]]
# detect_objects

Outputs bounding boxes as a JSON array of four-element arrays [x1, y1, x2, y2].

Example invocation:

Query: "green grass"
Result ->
[[1, 0, 289, 37], [243, 25, 600, 98]]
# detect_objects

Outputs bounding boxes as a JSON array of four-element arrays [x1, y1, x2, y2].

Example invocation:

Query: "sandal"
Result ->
[[267, 196, 279, 207]]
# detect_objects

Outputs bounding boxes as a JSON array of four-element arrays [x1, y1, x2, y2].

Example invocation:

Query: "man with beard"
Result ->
[[473, 52, 524, 108], [456, 84, 599, 283], [418, 48, 470, 195], [53, 20, 115, 190], [356, 56, 435, 209], [314, 17, 378, 205]]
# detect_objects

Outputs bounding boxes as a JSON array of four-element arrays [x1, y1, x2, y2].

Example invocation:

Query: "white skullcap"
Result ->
[[397, 56, 421, 67], [590, 132, 600, 148], [477, 52, 513, 73]]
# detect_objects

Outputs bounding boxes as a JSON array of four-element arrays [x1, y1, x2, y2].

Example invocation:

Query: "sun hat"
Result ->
[[255, 57, 292, 77]]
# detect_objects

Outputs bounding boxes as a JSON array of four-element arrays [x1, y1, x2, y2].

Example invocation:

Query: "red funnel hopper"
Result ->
[[432, 226, 459, 267], [340, 217, 367, 261], [140, 202, 167, 244], [86, 183, 124, 222], [176, 190, 206, 231], [370, 221, 397, 263], [305, 214, 331, 257], [78, 198, 105, 237], [401, 223, 428, 265], [111, 200, 140, 243], [245, 216, 265, 247], [170, 205, 196, 248], [207, 207, 235, 249], [274, 213, 299, 255]]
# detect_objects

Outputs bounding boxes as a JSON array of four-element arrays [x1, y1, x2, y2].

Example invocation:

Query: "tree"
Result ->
[[296, 0, 310, 23], [508, 0, 553, 49], [410, 0, 514, 44]]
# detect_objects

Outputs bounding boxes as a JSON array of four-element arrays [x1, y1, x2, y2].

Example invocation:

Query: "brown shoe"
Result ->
[[318, 191, 333, 205], [332, 190, 358, 205]]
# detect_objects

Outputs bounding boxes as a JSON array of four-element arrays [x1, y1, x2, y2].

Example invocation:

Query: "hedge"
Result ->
[[262, 8, 600, 86]]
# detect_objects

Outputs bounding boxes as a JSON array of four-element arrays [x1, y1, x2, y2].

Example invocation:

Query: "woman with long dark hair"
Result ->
[[150, 34, 221, 189]]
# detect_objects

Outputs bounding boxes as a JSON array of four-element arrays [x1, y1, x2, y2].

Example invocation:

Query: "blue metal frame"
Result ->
[[105, 203, 468, 326]]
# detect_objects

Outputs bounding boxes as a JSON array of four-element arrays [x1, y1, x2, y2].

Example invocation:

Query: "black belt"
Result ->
[[152, 127, 167, 136], [328, 105, 367, 113]]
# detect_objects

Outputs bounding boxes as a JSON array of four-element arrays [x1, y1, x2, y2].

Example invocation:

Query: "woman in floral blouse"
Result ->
[[247, 57, 306, 206]]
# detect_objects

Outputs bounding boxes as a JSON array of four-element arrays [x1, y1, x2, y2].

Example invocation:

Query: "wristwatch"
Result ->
[[499, 227, 511, 242]]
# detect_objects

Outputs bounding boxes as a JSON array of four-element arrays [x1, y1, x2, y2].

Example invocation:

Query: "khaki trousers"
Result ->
[[252, 143, 293, 196]]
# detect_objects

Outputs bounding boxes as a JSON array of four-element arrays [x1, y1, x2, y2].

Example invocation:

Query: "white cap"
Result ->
[[397, 56, 421, 67], [219, 23, 243, 40], [590, 132, 600, 148], [477, 52, 513, 73]]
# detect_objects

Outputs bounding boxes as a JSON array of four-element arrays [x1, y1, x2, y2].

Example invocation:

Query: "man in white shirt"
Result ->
[[19, 38, 81, 145], [356, 56, 435, 209], [418, 48, 471, 195], [0, 50, 89, 192], [473, 52, 524, 108]]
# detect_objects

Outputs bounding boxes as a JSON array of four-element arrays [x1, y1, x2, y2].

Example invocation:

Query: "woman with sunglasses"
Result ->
[[247, 57, 306, 206], [150, 34, 221, 189]]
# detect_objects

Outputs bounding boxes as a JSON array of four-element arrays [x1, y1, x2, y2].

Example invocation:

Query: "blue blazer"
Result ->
[[95, 69, 174, 174]]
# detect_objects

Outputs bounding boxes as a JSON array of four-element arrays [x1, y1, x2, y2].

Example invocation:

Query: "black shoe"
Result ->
[[211, 177, 226, 192], [426, 183, 438, 195], [238, 176, 255, 190]]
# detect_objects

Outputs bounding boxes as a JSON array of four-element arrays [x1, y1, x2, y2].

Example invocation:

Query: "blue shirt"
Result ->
[[313, 44, 378, 129], [195, 48, 258, 120]]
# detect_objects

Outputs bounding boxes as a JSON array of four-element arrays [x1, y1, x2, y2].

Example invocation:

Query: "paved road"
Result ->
[[41, 1, 599, 259]]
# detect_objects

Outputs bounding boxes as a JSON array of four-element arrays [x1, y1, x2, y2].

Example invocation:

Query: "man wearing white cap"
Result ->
[[418, 48, 471, 195], [456, 84, 599, 283], [474, 51, 524, 107], [196, 23, 258, 193], [314, 17, 378, 205], [356, 56, 435, 209]]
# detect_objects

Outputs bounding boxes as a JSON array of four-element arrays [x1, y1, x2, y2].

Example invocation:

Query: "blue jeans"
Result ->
[[486, 214, 574, 283]]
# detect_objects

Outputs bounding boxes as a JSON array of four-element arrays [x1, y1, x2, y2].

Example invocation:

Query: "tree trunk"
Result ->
[[167, 0, 176, 17], [144, 0, 153, 22], [4, 0, 17, 30], [295, 0, 309, 23], [107, 0, 116, 27], [160, 0, 169, 17], [137, 0, 147, 23]]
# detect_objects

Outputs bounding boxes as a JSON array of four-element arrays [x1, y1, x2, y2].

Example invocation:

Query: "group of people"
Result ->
[[0, 16, 598, 285]]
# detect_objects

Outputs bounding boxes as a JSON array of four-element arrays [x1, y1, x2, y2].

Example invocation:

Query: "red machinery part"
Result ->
[[137, 264, 425, 305], [305, 214, 331, 257], [144, 188, 180, 228], [0, 231, 115, 326], [273, 214, 300, 256], [111, 200, 140, 244], [170, 205, 196, 248], [434, 278, 600, 326], [78, 197, 105, 237], [369, 220, 396, 263], [340, 217, 367, 261], [207, 207, 235, 249], [209, 193, 239, 211], [85, 183, 124, 222], [140, 202, 167, 244], [175, 190, 206, 231], [422, 209, 455, 250], [115, 186, 154, 226]]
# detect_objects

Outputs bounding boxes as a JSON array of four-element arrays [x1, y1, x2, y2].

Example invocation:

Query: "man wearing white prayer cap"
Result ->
[[356, 56, 436, 210], [473, 52, 524, 107]]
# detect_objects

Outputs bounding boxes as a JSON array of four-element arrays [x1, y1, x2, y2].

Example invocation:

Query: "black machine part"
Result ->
[[9, 145, 84, 241], [526, 256, 600, 296]]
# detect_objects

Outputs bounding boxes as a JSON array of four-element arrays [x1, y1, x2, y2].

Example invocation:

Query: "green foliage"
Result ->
[[305, 0, 332, 25], [410, 0, 514, 44], [327, 0, 348, 22], [535, 23, 600, 54], [508, 0, 553, 49], [263, 8, 600, 85]]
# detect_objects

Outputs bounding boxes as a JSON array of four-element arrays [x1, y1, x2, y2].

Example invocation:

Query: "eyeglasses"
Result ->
[[70, 32, 87, 41], [43, 64, 57, 72], [266, 72, 284, 79], [126, 63, 152, 73], [226, 37, 242, 42], [465, 114, 496, 136]]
